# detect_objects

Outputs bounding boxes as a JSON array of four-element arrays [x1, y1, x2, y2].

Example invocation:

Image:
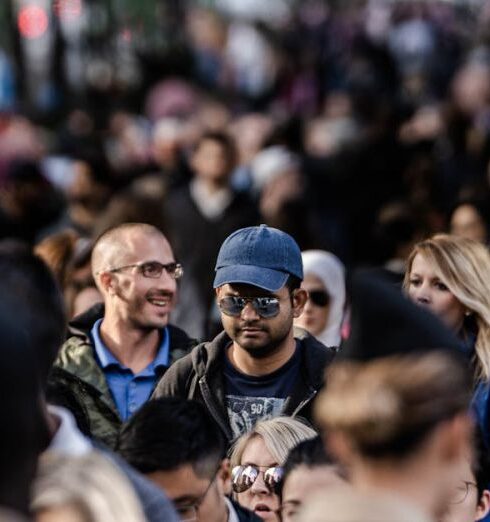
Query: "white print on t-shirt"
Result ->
[[226, 395, 285, 438]]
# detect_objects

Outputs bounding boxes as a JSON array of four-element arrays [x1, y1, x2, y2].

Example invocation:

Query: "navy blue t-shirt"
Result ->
[[224, 342, 301, 439]]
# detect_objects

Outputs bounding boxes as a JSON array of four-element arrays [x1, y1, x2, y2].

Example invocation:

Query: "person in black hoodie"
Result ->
[[154, 225, 336, 442]]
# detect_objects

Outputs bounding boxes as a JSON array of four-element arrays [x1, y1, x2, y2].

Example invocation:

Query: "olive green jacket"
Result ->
[[47, 304, 195, 449]]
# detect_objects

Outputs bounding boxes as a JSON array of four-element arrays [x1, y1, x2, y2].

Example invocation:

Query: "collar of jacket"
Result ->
[[190, 326, 335, 389], [67, 303, 196, 366]]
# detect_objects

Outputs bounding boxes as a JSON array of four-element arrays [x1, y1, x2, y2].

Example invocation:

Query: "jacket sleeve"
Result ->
[[152, 352, 194, 399]]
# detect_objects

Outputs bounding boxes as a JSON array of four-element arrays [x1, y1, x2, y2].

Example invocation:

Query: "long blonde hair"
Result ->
[[403, 234, 490, 381]]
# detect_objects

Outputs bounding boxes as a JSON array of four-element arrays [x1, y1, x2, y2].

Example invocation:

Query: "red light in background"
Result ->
[[54, 0, 82, 21], [18, 5, 49, 39], [122, 28, 133, 43]]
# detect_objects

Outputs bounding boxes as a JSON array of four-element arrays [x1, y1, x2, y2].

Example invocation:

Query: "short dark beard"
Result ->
[[236, 327, 291, 359]]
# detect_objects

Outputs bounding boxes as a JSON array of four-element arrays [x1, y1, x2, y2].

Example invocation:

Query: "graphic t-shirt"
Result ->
[[224, 343, 301, 439]]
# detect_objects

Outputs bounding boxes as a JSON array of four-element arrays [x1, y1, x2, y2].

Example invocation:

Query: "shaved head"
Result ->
[[92, 223, 171, 290]]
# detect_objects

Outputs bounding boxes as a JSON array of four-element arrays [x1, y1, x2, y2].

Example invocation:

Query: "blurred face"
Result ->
[[216, 283, 306, 358], [71, 286, 102, 318], [147, 463, 225, 522], [441, 458, 490, 522], [104, 232, 178, 330], [36, 505, 87, 522], [236, 436, 280, 521], [281, 465, 348, 522], [294, 273, 330, 337], [407, 253, 466, 332], [192, 139, 231, 184], [450, 205, 487, 244]]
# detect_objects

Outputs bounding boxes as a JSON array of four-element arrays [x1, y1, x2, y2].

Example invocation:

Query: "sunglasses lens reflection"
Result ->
[[232, 465, 258, 493], [231, 465, 284, 493]]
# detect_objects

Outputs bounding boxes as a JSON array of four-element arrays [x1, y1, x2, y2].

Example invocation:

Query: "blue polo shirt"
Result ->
[[91, 319, 170, 421]]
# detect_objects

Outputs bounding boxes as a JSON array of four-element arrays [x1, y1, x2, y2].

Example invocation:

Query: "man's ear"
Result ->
[[435, 413, 473, 463], [325, 431, 356, 466], [217, 458, 232, 496], [292, 288, 308, 318], [99, 272, 116, 296], [476, 490, 490, 521]]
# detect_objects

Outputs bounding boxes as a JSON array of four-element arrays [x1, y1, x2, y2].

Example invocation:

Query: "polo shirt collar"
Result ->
[[91, 318, 170, 372]]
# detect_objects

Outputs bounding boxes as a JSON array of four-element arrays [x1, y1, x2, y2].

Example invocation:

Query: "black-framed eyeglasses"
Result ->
[[450, 480, 478, 505], [176, 468, 219, 521], [218, 296, 280, 319], [308, 289, 330, 307], [231, 465, 284, 494], [104, 261, 183, 280]]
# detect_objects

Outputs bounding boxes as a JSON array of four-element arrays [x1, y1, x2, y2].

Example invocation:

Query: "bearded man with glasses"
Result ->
[[48, 223, 195, 449], [153, 225, 336, 441]]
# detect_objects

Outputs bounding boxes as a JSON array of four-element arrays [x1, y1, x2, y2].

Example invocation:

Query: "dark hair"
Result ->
[[0, 242, 66, 388], [279, 437, 340, 496], [118, 398, 226, 478], [472, 426, 490, 499], [195, 131, 237, 166], [0, 242, 55, 513], [285, 274, 302, 294]]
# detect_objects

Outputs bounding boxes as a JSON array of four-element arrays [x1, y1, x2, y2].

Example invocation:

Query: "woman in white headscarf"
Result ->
[[294, 250, 346, 348]]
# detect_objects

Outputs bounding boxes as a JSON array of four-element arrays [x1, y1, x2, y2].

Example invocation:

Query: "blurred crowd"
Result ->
[[3, 1, 490, 338], [3, 2, 490, 521]]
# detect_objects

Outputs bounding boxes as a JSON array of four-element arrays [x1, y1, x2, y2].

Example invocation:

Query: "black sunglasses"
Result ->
[[308, 290, 330, 307], [231, 465, 284, 494], [218, 296, 280, 319]]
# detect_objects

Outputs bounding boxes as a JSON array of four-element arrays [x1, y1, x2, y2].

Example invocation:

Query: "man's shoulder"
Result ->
[[167, 323, 198, 362], [153, 331, 229, 397], [52, 334, 107, 396], [295, 327, 337, 360], [105, 450, 179, 522], [56, 334, 96, 371], [294, 327, 337, 386]]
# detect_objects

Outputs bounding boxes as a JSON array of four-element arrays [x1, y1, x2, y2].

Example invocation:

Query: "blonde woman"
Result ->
[[404, 234, 490, 442], [229, 417, 316, 521], [32, 452, 146, 522]]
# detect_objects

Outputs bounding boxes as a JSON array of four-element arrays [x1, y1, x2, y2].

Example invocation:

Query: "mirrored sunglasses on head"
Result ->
[[231, 465, 284, 494], [218, 296, 280, 318]]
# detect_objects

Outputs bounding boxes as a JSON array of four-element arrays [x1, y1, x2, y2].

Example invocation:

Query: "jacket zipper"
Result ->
[[290, 388, 318, 417], [199, 377, 233, 440]]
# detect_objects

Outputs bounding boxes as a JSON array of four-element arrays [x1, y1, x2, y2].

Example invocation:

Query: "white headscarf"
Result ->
[[301, 250, 346, 348]]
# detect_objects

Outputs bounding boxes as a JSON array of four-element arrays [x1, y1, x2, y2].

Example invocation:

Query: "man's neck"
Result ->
[[99, 316, 161, 374], [351, 458, 438, 521], [227, 332, 296, 377], [195, 177, 229, 195]]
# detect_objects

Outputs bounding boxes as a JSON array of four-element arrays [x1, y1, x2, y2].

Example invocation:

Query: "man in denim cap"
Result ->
[[154, 225, 336, 441]]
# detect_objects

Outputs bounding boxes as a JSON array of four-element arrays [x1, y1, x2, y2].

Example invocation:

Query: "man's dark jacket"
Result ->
[[47, 303, 195, 449], [153, 327, 336, 441]]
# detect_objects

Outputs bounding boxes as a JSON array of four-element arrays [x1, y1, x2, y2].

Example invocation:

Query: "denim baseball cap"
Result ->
[[213, 225, 303, 291]]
